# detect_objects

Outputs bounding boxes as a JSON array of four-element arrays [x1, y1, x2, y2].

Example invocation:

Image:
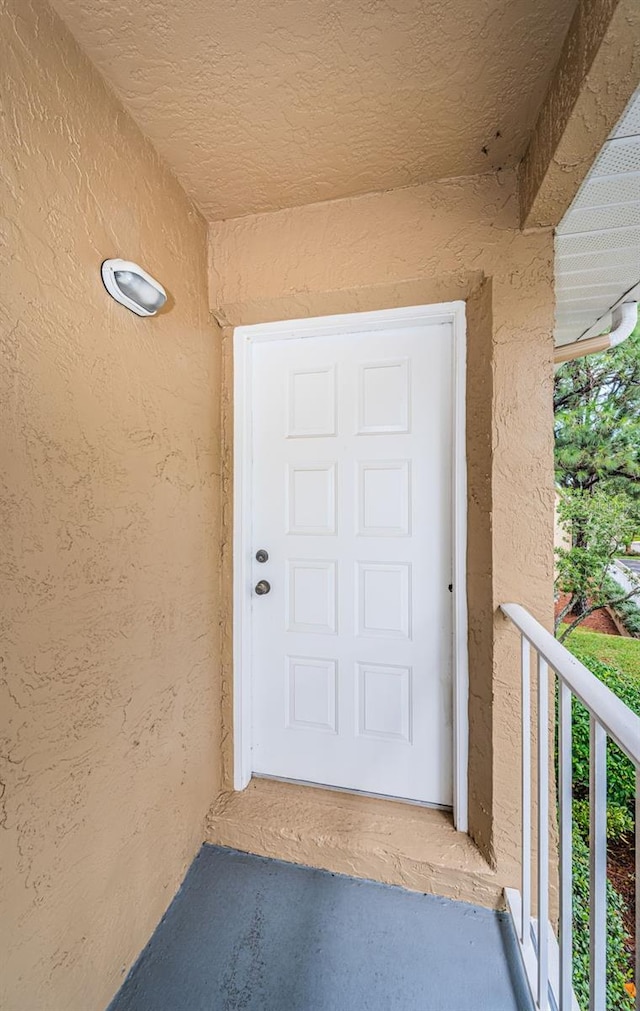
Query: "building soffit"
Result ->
[[518, 0, 640, 349]]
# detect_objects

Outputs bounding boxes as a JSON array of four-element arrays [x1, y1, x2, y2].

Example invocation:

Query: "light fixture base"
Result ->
[[101, 259, 167, 316]]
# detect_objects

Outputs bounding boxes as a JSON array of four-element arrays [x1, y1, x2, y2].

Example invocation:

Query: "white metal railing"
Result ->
[[500, 603, 640, 1011]]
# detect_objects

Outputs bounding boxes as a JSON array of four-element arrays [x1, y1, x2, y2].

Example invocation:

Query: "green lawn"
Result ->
[[562, 627, 640, 679]]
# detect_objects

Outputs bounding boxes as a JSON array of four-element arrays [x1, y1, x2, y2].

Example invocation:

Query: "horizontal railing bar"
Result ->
[[501, 603, 640, 766]]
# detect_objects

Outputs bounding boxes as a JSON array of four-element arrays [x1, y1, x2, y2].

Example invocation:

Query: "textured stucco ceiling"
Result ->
[[50, 0, 579, 221]]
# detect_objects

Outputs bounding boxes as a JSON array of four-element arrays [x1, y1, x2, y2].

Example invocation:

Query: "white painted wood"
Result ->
[[233, 329, 253, 790], [251, 321, 448, 802], [589, 718, 607, 1011], [286, 656, 337, 732], [451, 306, 468, 832], [537, 655, 550, 1011], [234, 303, 467, 812], [559, 681, 573, 1011], [521, 634, 532, 948]]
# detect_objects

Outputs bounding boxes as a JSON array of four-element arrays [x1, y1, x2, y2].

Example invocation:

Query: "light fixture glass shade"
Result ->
[[101, 259, 167, 316], [114, 270, 167, 312]]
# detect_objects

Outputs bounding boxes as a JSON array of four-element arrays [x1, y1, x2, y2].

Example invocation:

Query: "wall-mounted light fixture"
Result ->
[[101, 259, 167, 317]]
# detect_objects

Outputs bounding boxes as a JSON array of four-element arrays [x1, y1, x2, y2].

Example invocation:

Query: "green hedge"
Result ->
[[557, 648, 638, 1008], [604, 575, 640, 637], [613, 595, 640, 637], [566, 652, 640, 836], [571, 827, 633, 1009]]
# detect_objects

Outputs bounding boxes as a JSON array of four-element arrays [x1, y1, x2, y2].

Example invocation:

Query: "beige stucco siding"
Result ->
[[0, 2, 222, 1009], [46, 0, 579, 220], [208, 172, 556, 886], [1, 0, 559, 1001]]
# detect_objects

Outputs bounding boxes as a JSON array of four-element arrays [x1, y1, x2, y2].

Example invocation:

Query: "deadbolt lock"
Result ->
[[255, 549, 269, 563]]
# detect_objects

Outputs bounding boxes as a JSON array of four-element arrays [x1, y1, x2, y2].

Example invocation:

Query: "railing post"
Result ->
[[558, 682, 572, 1011], [522, 634, 531, 949], [589, 718, 607, 1011], [538, 655, 549, 1011]]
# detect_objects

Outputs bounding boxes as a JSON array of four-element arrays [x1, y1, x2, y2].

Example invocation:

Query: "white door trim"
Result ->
[[232, 301, 469, 832]]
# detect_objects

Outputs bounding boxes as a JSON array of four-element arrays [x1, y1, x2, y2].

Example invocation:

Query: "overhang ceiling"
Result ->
[[555, 86, 640, 347], [50, 0, 578, 221]]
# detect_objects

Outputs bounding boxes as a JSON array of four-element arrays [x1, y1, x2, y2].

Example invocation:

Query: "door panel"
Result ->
[[249, 322, 454, 806]]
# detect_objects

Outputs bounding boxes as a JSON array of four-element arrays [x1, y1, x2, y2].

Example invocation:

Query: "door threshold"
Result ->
[[253, 773, 452, 812], [207, 778, 499, 908]]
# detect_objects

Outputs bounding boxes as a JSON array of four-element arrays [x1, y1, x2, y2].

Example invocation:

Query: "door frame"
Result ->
[[232, 301, 469, 832]]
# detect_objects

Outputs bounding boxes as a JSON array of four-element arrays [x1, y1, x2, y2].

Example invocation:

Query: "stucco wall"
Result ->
[[519, 0, 640, 227], [0, 1, 222, 1008], [46, 0, 579, 221], [208, 171, 555, 884]]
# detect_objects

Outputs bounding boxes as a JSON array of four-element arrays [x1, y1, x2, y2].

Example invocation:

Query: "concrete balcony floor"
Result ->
[[108, 845, 533, 1011]]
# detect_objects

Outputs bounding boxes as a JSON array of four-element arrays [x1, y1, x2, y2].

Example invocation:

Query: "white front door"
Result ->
[[238, 305, 465, 808]]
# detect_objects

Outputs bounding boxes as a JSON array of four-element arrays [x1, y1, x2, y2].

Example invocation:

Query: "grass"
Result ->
[[561, 626, 640, 679]]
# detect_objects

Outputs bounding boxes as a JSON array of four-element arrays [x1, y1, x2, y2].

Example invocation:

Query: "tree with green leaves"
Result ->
[[554, 490, 639, 641], [554, 325, 640, 497], [554, 324, 640, 633]]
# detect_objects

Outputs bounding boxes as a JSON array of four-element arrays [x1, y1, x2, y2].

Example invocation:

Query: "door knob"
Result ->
[[255, 580, 271, 595]]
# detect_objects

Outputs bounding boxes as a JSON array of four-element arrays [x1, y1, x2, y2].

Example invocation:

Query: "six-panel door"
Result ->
[[250, 323, 454, 806]]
